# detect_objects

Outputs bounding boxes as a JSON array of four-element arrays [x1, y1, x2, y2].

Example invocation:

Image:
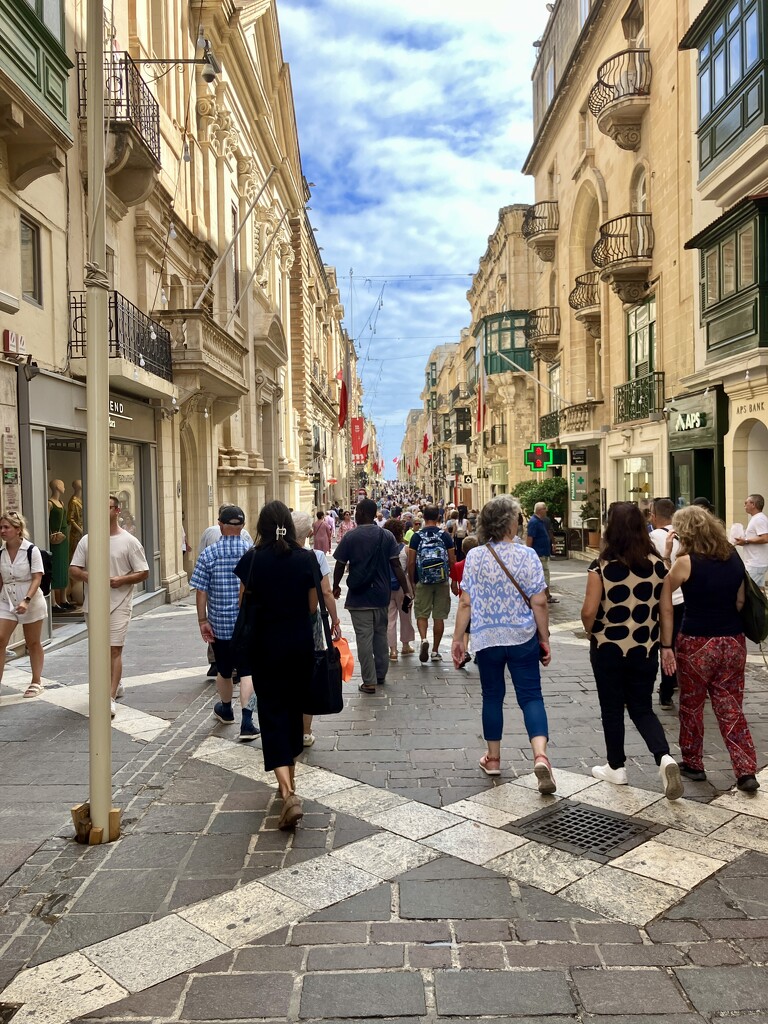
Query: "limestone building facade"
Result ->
[[0, 0, 361, 630], [523, 0, 696, 526]]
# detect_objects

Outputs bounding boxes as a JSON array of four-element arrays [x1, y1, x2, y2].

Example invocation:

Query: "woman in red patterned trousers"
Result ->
[[660, 505, 759, 793]]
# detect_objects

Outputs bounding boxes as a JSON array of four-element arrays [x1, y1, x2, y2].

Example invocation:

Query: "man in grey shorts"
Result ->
[[408, 506, 455, 663]]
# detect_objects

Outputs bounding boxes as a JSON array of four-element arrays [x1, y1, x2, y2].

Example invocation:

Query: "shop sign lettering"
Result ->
[[2, 329, 26, 355], [735, 401, 765, 416], [674, 411, 707, 431], [109, 399, 124, 415]]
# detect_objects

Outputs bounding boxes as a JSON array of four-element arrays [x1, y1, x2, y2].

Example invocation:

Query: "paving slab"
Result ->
[[434, 969, 575, 1016], [300, 971, 427, 1018], [572, 969, 691, 1015], [676, 966, 768, 1012]]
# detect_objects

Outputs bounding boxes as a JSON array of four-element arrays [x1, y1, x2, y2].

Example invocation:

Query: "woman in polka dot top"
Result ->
[[581, 502, 683, 801]]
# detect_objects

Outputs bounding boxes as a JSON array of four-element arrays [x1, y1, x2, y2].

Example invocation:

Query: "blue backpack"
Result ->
[[416, 531, 449, 585]]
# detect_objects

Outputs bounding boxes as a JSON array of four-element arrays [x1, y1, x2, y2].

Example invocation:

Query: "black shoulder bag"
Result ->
[[741, 563, 768, 643], [306, 558, 343, 715], [231, 551, 257, 664]]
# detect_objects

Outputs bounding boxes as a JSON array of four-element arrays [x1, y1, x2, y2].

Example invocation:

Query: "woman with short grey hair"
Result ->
[[451, 495, 556, 792], [292, 510, 342, 747]]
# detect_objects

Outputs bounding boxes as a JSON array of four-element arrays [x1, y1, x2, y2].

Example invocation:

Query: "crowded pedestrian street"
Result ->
[[1, 556, 767, 1023]]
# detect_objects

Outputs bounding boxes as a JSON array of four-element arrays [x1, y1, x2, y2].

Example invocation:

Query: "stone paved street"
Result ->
[[1, 558, 768, 1023]]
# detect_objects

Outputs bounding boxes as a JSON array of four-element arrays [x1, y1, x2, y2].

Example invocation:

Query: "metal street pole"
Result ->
[[85, 0, 114, 839]]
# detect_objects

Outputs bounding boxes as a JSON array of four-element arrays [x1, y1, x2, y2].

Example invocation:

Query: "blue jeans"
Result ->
[[474, 635, 548, 742]]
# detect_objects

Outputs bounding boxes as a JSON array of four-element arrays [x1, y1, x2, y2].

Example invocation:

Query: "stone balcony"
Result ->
[[588, 48, 652, 151], [522, 201, 559, 263], [561, 400, 602, 436], [569, 271, 602, 338], [592, 214, 654, 305], [524, 307, 561, 363], [156, 309, 248, 400]]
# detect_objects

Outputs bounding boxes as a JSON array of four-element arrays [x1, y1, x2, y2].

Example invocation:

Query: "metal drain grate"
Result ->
[[510, 801, 663, 862]]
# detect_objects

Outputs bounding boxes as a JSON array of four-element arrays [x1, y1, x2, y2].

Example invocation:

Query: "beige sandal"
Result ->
[[23, 681, 44, 698]]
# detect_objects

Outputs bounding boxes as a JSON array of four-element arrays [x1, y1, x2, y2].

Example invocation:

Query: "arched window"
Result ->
[[631, 167, 648, 213]]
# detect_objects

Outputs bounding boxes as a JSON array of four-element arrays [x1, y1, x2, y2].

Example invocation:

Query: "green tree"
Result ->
[[511, 476, 568, 519]]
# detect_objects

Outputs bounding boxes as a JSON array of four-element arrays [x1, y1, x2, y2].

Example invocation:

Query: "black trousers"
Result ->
[[590, 642, 670, 769], [659, 603, 684, 702]]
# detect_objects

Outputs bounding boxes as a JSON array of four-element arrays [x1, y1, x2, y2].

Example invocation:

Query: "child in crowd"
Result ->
[[450, 535, 478, 666]]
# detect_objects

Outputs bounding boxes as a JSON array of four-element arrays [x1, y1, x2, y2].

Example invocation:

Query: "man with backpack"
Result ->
[[408, 506, 455, 662]]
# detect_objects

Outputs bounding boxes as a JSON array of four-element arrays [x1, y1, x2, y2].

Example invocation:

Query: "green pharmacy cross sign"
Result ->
[[524, 442, 553, 472]]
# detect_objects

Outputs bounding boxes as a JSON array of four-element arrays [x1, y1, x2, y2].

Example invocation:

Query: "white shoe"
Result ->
[[110, 699, 117, 718], [430, 650, 442, 661], [591, 763, 628, 785], [659, 754, 683, 801], [115, 683, 124, 698], [303, 733, 315, 747]]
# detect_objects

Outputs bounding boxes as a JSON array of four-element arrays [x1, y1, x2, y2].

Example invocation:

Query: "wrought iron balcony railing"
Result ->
[[591, 214, 654, 268], [491, 424, 506, 446], [69, 291, 172, 381], [569, 271, 601, 311], [539, 411, 561, 439], [524, 307, 561, 340], [614, 371, 664, 424], [76, 52, 161, 164], [522, 201, 559, 240], [588, 49, 652, 119]]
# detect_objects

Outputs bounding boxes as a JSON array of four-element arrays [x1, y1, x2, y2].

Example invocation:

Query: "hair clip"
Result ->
[[276, 526, 287, 538]]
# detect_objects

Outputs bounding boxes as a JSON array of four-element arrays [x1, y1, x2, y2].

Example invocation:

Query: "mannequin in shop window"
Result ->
[[67, 480, 83, 607], [48, 479, 72, 612]]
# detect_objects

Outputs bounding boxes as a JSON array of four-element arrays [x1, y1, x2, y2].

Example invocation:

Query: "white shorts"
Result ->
[[0, 591, 47, 624]]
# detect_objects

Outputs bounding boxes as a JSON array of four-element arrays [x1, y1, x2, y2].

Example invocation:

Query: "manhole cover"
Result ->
[[510, 801, 664, 862]]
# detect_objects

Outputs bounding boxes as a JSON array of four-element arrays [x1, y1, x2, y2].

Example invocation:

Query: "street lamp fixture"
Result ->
[[135, 37, 221, 82]]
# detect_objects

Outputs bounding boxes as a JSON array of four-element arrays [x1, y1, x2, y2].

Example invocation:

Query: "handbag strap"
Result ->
[[486, 543, 532, 608], [312, 556, 334, 650]]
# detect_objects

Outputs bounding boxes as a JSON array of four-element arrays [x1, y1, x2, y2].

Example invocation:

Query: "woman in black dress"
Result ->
[[235, 501, 318, 829]]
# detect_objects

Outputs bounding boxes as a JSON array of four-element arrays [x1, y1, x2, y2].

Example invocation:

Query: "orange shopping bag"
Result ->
[[333, 637, 354, 682]]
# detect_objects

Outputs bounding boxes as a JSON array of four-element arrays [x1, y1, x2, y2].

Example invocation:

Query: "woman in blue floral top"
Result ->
[[451, 495, 556, 793]]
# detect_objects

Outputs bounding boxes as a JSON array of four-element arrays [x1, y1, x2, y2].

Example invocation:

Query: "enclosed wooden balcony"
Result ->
[[588, 49, 651, 151], [522, 201, 559, 262], [524, 307, 561, 363], [591, 214, 654, 304], [568, 270, 602, 338], [0, 2, 72, 189], [77, 52, 161, 207]]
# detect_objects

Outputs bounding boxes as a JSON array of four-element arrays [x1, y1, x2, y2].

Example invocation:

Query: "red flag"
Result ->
[[338, 377, 348, 429], [422, 420, 432, 453]]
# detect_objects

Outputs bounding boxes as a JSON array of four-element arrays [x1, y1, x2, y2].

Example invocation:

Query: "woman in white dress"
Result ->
[[0, 511, 46, 697]]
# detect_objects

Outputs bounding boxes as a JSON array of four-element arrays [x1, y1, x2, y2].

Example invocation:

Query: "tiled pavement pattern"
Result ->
[[1, 560, 768, 1022]]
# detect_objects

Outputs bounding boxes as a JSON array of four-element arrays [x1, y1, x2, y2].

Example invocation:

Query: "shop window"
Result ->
[[620, 456, 653, 508], [110, 442, 142, 545], [626, 297, 655, 378], [545, 58, 555, 107], [21, 216, 42, 306]]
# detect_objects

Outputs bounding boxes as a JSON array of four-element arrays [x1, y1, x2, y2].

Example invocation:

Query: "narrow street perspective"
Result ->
[[1, 0, 768, 1021]]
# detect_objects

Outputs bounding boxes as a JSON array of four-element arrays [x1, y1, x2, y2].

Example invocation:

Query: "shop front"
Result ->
[[723, 367, 768, 528], [18, 371, 163, 619], [667, 387, 726, 515]]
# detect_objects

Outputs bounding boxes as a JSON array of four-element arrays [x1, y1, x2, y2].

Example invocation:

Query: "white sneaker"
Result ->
[[591, 763, 628, 785], [110, 699, 117, 718], [303, 733, 315, 747], [430, 650, 442, 661], [115, 683, 124, 698], [659, 754, 683, 801]]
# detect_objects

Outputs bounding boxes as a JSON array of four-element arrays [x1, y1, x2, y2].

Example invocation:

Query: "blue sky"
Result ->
[[278, 0, 550, 471]]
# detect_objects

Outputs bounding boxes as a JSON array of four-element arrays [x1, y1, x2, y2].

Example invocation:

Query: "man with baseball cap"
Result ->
[[190, 505, 258, 740]]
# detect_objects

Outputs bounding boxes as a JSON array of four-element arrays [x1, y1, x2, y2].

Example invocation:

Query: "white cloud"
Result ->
[[278, 0, 549, 468]]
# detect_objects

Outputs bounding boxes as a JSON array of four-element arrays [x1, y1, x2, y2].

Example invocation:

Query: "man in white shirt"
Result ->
[[735, 493, 768, 587], [649, 498, 684, 708], [70, 496, 149, 717]]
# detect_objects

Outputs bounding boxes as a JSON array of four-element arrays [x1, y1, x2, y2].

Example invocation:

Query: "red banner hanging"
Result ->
[[351, 417, 366, 465]]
